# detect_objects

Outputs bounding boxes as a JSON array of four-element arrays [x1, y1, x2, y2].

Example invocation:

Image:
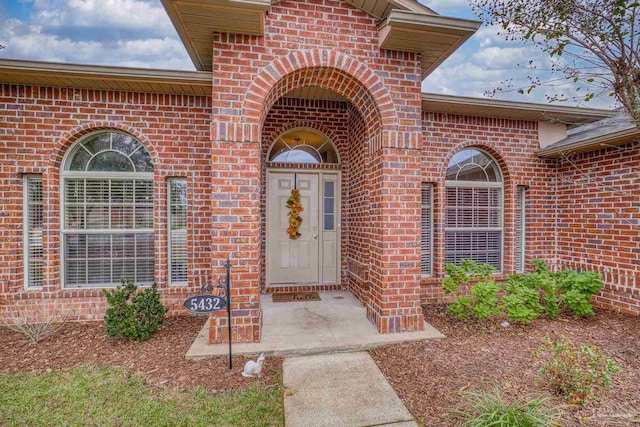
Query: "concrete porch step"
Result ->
[[186, 290, 444, 359]]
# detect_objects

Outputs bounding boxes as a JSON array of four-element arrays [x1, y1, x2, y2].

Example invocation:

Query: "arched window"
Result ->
[[61, 131, 154, 287], [268, 128, 339, 164], [445, 148, 503, 271]]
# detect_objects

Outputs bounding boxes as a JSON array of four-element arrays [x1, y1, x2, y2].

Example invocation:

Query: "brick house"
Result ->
[[1, 0, 638, 345]]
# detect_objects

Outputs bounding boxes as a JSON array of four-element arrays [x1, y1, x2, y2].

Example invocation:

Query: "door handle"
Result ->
[[313, 234, 318, 240]]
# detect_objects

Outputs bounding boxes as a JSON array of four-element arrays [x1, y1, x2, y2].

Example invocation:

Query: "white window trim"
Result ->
[[421, 183, 434, 278], [516, 186, 527, 273], [168, 178, 188, 286], [24, 174, 43, 289]]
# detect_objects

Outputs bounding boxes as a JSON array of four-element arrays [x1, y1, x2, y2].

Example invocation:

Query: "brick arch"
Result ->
[[263, 120, 343, 161], [442, 142, 512, 184], [50, 122, 158, 170], [242, 50, 398, 136]]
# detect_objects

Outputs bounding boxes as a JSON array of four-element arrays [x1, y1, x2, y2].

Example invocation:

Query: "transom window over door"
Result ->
[[62, 131, 154, 288], [268, 128, 339, 164], [445, 148, 503, 271]]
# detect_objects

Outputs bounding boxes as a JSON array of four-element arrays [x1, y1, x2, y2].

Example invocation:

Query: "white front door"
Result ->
[[267, 172, 339, 285]]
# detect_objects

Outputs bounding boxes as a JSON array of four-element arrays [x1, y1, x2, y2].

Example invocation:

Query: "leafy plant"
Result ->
[[451, 386, 563, 426], [442, 263, 468, 295], [443, 259, 604, 323], [529, 260, 563, 318], [447, 296, 473, 320], [557, 270, 603, 316], [505, 260, 602, 321], [470, 280, 502, 321], [502, 275, 543, 324], [443, 260, 501, 321], [536, 335, 621, 405], [103, 281, 167, 341]]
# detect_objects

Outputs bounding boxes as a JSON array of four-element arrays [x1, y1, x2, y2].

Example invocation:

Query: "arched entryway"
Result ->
[[208, 50, 425, 344]]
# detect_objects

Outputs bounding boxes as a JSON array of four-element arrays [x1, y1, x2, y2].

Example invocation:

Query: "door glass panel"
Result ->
[[324, 214, 334, 231], [324, 181, 334, 197], [323, 181, 335, 231]]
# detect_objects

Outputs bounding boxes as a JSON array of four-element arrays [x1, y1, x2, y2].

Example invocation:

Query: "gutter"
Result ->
[[537, 127, 640, 158]]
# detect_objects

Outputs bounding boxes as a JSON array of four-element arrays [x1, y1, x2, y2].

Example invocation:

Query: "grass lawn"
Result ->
[[0, 365, 284, 427]]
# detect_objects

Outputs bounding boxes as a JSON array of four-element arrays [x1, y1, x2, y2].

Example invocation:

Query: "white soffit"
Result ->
[[422, 93, 615, 123], [379, 10, 481, 79], [345, 0, 436, 20], [161, 0, 270, 71], [0, 59, 212, 95]]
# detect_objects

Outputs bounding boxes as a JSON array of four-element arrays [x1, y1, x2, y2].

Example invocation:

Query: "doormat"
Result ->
[[272, 292, 321, 303]]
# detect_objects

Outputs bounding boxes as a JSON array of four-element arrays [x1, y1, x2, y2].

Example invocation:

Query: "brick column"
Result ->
[[367, 130, 424, 333], [208, 122, 262, 343]]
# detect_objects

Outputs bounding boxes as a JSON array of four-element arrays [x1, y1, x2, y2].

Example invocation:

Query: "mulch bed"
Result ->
[[0, 316, 282, 392], [371, 305, 640, 427]]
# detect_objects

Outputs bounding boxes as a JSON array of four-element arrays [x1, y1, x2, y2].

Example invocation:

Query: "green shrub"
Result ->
[[451, 386, 563, 427], [536, 335, 621, 405], [442, 263, 469, 295], [502, 275, 543, 324], [557, 270, 603, 316], [443, 260, 501, 321], [442, 259, 603, 323], [470, 280, 502, 321], [103, 281, 168, 341], [447, 296, 472, 320], [504, 260, 601, 321]]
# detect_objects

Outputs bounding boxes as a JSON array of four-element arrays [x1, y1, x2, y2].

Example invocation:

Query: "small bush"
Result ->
[[443, 260, 502, 321], [103, 281, 167, 341], [502, 278, 543, 324], [451, 387, 563, 427], [557, 270, 603, 316], [470, 280, 502, 321], [0, 301, 70, 345], [442, 259, 603, 324], [447, 296, 472, 320], [536, 335, 621, 405]]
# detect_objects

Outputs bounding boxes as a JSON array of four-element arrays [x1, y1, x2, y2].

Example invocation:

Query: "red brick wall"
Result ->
[[0, 84, 212, 320], [345, 104, 371, 303], [4, 0, 637, 340], [556, 141, 640, 314], [419, 113, 557, 302]]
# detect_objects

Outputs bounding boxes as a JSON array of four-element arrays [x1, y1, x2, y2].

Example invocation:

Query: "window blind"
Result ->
[[63, 178, 154, 287], [25, 176, 43, 288], [444, 186, 503, 270], [168, 179, 187, 285], [421, 183, 433, 276], [516, 186, 526, 273]]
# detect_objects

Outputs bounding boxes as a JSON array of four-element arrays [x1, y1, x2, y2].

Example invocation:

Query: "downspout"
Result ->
[[553, 157, 559, 270]]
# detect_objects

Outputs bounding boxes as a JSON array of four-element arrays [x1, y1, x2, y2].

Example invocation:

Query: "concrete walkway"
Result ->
[[283, 352, 418, 427], [187, 290, 444, 358]]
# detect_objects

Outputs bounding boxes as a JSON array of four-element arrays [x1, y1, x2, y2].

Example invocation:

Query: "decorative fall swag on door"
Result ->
[[286, 189, 304, 239]]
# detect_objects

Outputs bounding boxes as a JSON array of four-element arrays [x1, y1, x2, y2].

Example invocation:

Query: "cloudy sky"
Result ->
[[0, 0, 615, 109]]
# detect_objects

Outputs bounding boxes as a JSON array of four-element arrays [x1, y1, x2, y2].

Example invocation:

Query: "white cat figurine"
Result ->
[[242, 353, 265, 378]]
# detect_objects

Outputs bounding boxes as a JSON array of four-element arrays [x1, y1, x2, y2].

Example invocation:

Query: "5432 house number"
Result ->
[[183, 295, 227, 314]]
